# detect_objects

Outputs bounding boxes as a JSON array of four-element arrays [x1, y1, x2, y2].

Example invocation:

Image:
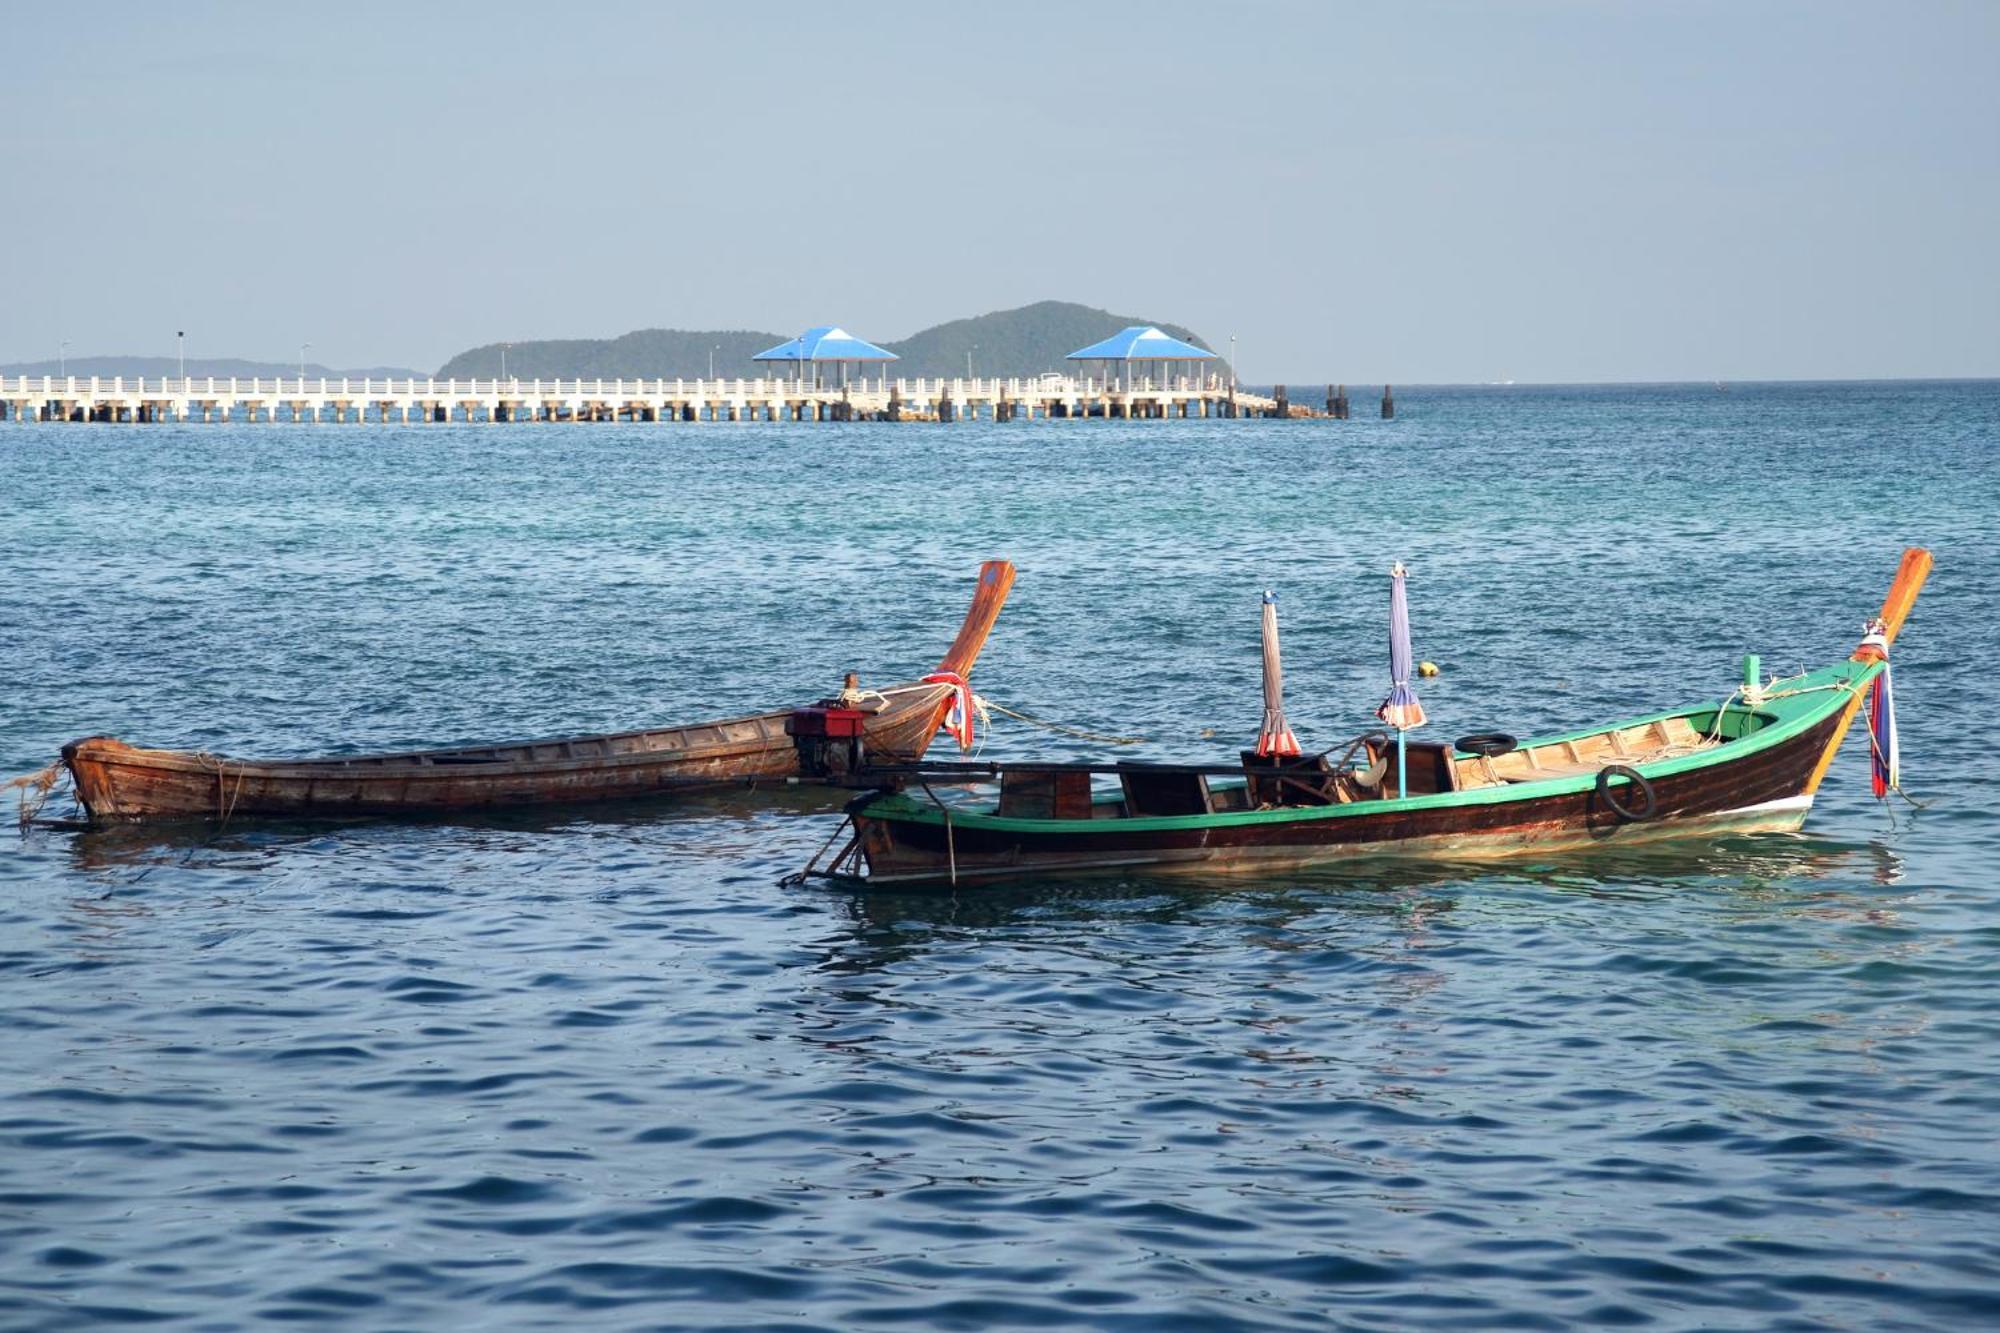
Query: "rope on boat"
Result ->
[[199, 753, 248, 828], [976, 698, 1146, 746], [916, 780, 958, 887], [1708, 670, 1927, 811], [4, 761, 67, 832], [1861, 721, 1928, 811]]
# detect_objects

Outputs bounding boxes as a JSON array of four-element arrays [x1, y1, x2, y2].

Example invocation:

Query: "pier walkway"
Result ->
[[0, 374, 1290, 424]]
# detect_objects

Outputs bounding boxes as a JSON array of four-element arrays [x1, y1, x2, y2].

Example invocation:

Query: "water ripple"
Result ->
[[3, 386, 1998, 1328]]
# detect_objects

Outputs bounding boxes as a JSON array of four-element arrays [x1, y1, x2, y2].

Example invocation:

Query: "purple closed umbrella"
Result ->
[[1376, 561, 1426, 794]]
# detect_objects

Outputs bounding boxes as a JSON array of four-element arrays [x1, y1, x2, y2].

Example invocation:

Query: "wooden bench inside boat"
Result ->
[[1120, 769, 1214, 817], [996, 769, 1230, 821], [1379, 740, 1462, 799], [1451, 716, 1719, 789], [997, 770, 1097, 820]]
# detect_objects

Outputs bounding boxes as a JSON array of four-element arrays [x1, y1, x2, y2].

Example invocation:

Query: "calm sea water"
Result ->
[[2, 382, 1997, 1330]]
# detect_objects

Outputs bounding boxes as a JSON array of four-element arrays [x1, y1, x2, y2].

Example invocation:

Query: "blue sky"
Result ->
[[5, 0, 1995, 381]]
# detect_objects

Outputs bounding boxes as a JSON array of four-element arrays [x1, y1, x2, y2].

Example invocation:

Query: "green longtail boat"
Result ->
[[804, 549, 1931, 889]]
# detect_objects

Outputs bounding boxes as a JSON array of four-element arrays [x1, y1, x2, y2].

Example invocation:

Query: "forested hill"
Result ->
[[435, 330, 783, 381], [434, 302, 1218, 379], [879, 301, 1213, 379]]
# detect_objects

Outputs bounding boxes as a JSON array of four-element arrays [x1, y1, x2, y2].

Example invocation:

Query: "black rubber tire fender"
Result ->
[[1455, 732, 1518, 758], [1596, 764, 1657, 821]]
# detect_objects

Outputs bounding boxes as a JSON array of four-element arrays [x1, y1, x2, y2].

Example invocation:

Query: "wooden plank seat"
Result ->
[[1457, 716, 1720, 787], [998, 769, 1096, 819], [1121, 769, 1215, 817]]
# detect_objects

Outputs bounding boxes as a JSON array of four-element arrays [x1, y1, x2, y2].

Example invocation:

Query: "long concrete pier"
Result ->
[[0, 374, 1291, 424]]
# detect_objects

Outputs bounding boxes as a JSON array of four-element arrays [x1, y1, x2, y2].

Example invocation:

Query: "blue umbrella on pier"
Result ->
[[753, 326, 898, 389], [1376, 561, 1427, 795], [1065, 326, 1217, 393]]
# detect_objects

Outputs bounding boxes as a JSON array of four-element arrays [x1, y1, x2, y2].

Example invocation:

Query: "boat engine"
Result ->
[[788, 705, 869, 779]]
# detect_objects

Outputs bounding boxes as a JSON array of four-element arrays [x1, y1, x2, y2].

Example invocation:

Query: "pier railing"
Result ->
[[0, 373, 1230, 398], [0, 371, 1280, 423]]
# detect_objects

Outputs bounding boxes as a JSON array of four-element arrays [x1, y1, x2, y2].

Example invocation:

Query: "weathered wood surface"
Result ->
[[63, 560, 1014, 822], [852, 710, 1844, 886], [844, 547, 1932, 887]]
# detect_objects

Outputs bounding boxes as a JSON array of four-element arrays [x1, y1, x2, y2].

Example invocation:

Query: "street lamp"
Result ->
[[300, 342, 311, 385], [967, 345, 976, 380], [500, 341, 511, 382], [1229, 334, 1237, 391], [177, 330, 185, 384], [709, 345, 718, 380], [59, 339, 69, 379]]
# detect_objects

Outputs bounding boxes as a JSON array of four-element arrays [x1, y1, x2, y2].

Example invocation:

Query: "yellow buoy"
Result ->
[[1418, 660, 1440, 678]]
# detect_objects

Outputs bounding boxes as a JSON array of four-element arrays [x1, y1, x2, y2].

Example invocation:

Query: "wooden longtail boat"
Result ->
[[60, 560, 1015, 822], [820, 551, 1930, 889]]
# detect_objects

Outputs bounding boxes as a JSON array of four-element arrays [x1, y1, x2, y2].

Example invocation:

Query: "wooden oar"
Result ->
[[1804, 546, 1933, 795]]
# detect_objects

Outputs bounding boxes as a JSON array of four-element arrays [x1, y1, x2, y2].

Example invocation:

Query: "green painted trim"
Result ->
[[863, 658, 1877, 837]]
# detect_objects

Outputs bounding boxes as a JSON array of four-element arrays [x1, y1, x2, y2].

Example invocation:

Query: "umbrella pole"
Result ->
[[1397, 730, 1407, 798]]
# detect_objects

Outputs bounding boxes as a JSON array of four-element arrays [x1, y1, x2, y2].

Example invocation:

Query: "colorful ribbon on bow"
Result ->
[[1855, 620, 1899, 798], [922, 670, 976, 750]]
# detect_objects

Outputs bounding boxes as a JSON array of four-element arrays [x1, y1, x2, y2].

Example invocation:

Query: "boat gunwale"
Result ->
[[70, 682, 954, 780]]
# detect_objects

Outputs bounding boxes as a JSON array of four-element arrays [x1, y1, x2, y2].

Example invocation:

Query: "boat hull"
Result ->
[[60, 559, 1016, 823], [64, 686, 953, 822], [848, 708, 1845, 888], [838, 548, 1929, 889]]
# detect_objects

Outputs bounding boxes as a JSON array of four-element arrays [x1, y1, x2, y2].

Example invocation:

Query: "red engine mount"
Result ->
[[787, 707, 869, 739], [788, 706, 870, 779]]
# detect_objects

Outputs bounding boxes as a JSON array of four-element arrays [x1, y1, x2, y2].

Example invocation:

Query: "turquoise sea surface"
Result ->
[[1, 381, 1996, 1329]]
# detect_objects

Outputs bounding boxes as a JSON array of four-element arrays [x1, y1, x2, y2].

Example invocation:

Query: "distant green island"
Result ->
[[435, 301, 1219, 380], [2, 302, 1221, 383]]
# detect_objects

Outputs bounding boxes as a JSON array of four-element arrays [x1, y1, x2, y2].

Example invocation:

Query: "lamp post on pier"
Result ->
[[967, 345, 976, 380], [299, 342, 311, 386], [177, 330, 185, 384], [500, 342, 510, 382], [59, 340, 69, 380], [709, 345, 719, 380]]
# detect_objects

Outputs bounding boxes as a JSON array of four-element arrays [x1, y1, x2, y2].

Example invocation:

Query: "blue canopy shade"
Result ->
[[1065, 326, 1218, 362], [752, 326, 899, 363]]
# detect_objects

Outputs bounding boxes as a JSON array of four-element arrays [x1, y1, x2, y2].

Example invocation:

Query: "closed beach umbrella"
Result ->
[[1377, 561, 1426, 793], [1255, 591, 1300, 757]]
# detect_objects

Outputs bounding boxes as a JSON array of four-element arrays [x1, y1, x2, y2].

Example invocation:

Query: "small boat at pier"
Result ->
[[60, 561, 1014, 822], [810, 550, 1929, 888]]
